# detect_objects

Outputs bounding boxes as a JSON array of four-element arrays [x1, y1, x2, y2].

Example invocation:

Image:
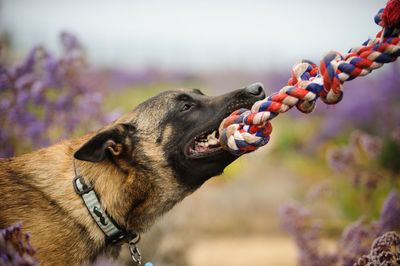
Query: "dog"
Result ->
[[0, 83, 265, 265]]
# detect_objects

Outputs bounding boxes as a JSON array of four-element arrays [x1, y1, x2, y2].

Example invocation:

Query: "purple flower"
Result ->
[[326, 147, 354, 172], [0, 223, 38, 266], [336, 217, 377, 266], [43, 53, 60, 86], [0, 72, 11, 91], [0, 146, 14, 158], [351, 130, 383, 154], [354, 231, 400, 266], [279, 203, 336, 266], [18, 46, 41, 74], [31, 81, 45, 105], [103, 108, 123, 124], [377, 191, 400, 235], [54, 94, 73, 111], [281, 188, 400, 266], [15, 73, 36, 91], [0, 98, 11, 112], [60, 31, 80, 52], [26, 120, 46, 141], [358, 133, 382, 159], [306, 180, 333, 202], [65, 116, 80, 135], [16, 91, 30, 106], [0, 32, 112, 157], [78, 92, 104, 118]]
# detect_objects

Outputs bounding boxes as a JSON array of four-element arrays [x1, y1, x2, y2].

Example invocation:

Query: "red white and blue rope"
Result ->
[[219, 1, 400, 156]]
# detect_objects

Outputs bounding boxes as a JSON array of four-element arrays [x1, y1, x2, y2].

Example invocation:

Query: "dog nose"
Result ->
[[245, 82, 265, 96]]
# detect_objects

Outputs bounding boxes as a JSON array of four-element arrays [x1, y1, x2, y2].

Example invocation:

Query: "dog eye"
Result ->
[[181, 104, 193, 112]]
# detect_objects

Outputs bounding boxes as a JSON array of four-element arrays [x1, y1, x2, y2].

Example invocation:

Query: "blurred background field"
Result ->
[[1, 0, 399, 265]]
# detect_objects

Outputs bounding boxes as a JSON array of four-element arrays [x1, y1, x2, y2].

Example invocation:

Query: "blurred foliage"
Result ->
[[0, 32, 120, 157], [378, 137, 400, 174]]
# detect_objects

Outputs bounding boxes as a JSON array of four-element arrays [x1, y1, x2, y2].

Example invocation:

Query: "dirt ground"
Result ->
[[186, 236, 297, 266]]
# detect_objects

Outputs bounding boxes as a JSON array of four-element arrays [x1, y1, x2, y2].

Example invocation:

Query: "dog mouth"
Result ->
[[185, 129, 222, 159], [183, 83, 266, 160]]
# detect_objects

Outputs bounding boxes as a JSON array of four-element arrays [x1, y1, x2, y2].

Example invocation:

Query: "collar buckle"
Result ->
[[107, 231, 138, 245], [73, 176, 93, 195]]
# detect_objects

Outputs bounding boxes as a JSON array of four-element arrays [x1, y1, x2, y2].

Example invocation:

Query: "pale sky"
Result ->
[[0, 0, 385, 71]]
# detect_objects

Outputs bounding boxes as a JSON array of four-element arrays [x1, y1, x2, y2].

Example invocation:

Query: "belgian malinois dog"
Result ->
[[0, 83, 265, 265]]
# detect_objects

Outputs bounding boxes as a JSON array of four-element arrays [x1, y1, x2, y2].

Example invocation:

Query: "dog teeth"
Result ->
[[192, 130, 221, 154], [207, 130, 216, 140], [208, 138, 219, 145], [195, 138, 219, 147]]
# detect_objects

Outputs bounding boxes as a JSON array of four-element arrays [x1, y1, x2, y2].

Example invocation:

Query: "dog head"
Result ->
[[74, 83, 265, 190], [73, 84, 265, 231]]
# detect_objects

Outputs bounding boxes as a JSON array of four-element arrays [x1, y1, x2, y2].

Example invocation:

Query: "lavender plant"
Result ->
[[354, 231, 400, 266], [326, 130, 385, 189], [0, 223, 125, 266], [0, 32, 119, 158], [323, 129, 400, 221], [280, 190, 400, 266], [0, 223, 38, 266], [376, 191, 400, 236], [279, 203, 337, 266], [280, 128, 400, 265], [336, 217, 378, 266]]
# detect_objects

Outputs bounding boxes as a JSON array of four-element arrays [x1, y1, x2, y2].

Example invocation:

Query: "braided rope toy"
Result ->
[[219, 0, 400, 156]]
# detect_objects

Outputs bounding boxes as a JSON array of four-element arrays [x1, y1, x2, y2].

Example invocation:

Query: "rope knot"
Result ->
[[218, 110, 272, 155], [290, 60, 320, 113], [319, 51, 344, 105]]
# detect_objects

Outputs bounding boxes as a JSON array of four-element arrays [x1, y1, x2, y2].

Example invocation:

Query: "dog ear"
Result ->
[[74, 124, 131, 162]]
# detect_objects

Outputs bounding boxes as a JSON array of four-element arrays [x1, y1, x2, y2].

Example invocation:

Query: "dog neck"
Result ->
[[73, 160, 138, 245], [73, 157, 144, 264], [71, 130, 193, 239], [72, 157, 146, 233]]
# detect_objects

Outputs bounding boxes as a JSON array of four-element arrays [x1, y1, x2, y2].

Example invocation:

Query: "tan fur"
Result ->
[[0, 130, 191, 265], [0, 110, 192, 265]]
